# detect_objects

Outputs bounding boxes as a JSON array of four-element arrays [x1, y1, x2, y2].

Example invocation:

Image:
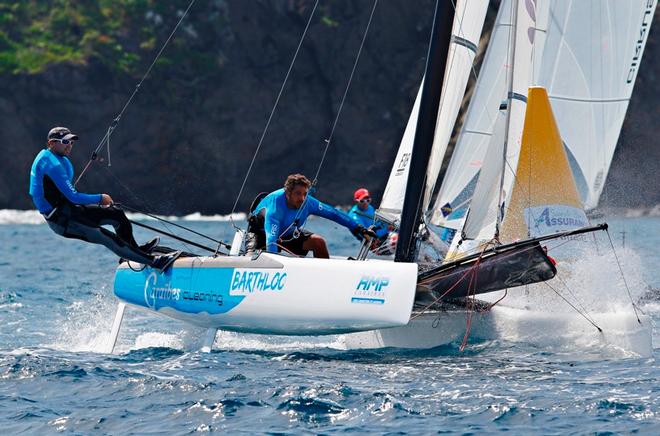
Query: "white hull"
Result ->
[[114, 253, 418, 335], [342, 309, 494, 349], [342, 304, 653, 358]]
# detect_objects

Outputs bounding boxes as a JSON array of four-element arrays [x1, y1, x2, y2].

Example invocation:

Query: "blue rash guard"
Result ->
[[29, 148, 102, 214], [348, 204, 389, 239], [254, 188, 359, 253]]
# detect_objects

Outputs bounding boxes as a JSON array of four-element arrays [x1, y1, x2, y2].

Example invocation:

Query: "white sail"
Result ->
[[454, 0, 539, 241], [534, 0, 657, 210], [461, 110, 507, 241], [496, 0, 538, 230], [430, 0, 513, 228], [379, 85, 421, 223], [379, 0, 488, 225], [422, 0, 489, 212]]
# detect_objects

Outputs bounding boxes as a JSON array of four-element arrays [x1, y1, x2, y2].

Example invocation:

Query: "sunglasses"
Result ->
[[52, 138, 74, 145], [359, 197, 371, 204]]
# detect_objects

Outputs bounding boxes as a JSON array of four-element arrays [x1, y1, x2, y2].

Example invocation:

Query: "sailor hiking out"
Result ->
[[246, 174, 375, 258], [28, 127, 179, 271]]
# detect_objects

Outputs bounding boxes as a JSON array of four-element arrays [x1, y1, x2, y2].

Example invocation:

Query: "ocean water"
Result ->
[[1, 210, 659, 433]]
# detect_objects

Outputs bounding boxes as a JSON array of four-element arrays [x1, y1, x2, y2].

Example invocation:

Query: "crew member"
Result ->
[[29, 126, 179, 271], [348, 188, 389, 239], [348, 188, 395, 255], [246, 174, 375, 258]]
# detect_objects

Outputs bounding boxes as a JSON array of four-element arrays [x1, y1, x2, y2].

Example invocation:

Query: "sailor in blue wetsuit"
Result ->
[[29, 127, 178, 270], [348, 188, 396, 255], [246, 174, 375, 258], [348, 188, 389, 240]]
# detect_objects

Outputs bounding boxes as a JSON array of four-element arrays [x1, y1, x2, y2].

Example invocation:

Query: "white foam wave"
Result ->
[[483, 245, 649, 313], [133, 332, 185, 350], [641, 302, 660, 313], [0, 209, 246, 225], [124, 211, 246, 222], [124, 212, 181, 222], [212, 330, 345, 352], [0, 209, 45, 225], [477, 245, 654, 357], [51, 291, 117, 353], [182, 212, 246, 222], [489, 306, 652, 358]]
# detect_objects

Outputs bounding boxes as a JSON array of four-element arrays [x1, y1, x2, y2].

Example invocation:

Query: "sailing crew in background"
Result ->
[[246, 173, 376, 258], [348, 188, 396, 255], [28, 127, 179, 271]]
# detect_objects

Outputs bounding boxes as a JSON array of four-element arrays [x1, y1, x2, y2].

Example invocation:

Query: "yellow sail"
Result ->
[[500, 86, 588, 242]]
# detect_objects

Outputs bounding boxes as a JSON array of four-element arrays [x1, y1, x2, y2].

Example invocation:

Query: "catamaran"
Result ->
[[106, 0, 656, 354]]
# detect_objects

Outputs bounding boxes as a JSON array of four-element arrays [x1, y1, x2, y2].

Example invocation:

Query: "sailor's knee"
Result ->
[[305, 234, 327, 250]]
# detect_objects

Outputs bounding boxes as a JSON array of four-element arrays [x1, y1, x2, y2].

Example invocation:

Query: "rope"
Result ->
[[102, 166, 201, 255], [230, 0, 375, 245], [485, 289, 507, 311], [120, 203, 231, 249], [228, 0, 320, 228], [311, 0, 379, 185], [555, 273, 599, 326], [412, 242, 490, 319], [605, 228, 641, 324], [130, 219, 219, 254], [459, 257, 481, 351], [411, 264, 475, 319], [75, 0, 197, 187], [542, 280, 602, 332]]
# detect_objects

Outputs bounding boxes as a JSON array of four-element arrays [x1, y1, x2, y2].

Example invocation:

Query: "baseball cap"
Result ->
[[354, 188, 370, 201], [47, 127, 79, 141]]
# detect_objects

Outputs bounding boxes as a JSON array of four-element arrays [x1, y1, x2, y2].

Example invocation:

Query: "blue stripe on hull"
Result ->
[[114, 266, 244, 315]]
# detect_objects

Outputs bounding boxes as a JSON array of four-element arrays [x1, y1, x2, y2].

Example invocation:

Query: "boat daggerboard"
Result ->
[[113, 254, 418, 336], [499, 86, 588, 242]]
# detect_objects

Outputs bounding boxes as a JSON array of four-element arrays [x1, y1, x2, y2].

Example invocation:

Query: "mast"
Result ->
[[496, 0, 519, 239], [394, 0, 455, 263]]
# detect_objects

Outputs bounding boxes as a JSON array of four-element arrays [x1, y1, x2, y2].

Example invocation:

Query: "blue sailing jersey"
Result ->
[[29, 149, 102, 214], [254, 188, 358, 253], [348, 204, 389, 239]]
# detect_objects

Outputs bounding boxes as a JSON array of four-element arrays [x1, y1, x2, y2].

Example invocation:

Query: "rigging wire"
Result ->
[[102, 165, 219, 255], [605, 228, 641, 324], [554, 273, 599, 327], [120, 203, 231, 249], [459, 258, 481, 352], [542, 280, 602, 332], [413, 240, 493, 319], [229, 0, 378, 248], [75, 0, 198, 187], [68, 0, 234, 255], [311, 0, 379, 185], [228, 0, 320, 230]]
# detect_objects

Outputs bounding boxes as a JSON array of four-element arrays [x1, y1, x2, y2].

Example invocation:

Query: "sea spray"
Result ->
[[51, 289, 116, 353]]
